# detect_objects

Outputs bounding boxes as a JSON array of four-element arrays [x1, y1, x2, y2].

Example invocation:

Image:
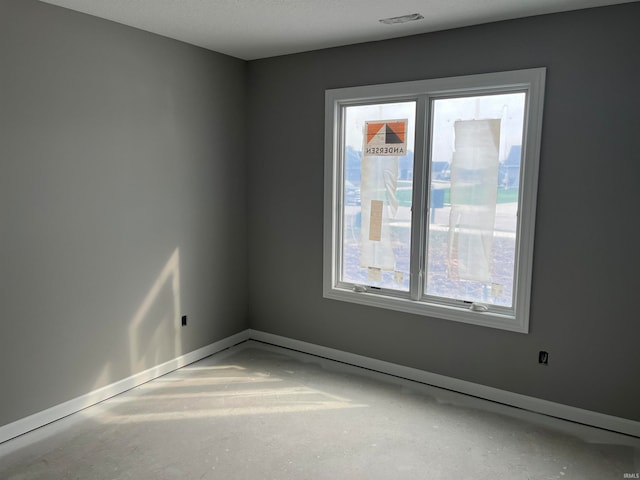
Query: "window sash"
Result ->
[[424, 91, 527, 310]]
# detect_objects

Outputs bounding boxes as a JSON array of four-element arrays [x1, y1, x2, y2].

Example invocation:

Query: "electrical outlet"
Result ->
[[181, 315, 187, 326], [538, 351, 549, 365]]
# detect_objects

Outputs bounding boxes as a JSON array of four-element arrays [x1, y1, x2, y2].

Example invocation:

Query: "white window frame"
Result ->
[[323, 68, 545, 333]]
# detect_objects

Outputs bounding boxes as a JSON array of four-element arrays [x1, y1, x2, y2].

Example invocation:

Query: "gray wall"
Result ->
[[246, 3, 640, 421], [0, 1, 248, 427]]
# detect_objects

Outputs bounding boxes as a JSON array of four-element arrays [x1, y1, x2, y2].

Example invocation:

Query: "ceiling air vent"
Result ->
[[379, 13, 424, 25]]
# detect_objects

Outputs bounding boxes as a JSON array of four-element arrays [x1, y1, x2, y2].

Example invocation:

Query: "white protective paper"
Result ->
[[360, 120, 405, 272], [447, 119, 500, 282]]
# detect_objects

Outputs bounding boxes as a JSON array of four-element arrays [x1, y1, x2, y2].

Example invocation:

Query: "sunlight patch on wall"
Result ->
[[128, 248, 182, 373]]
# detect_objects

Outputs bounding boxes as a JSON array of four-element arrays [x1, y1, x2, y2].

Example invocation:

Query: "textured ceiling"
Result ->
[[39, 0, 637, 60]]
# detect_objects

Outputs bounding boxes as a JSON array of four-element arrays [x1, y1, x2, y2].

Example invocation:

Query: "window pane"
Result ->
[[341, 102, 416, 291], [425, 93, 525, 307]]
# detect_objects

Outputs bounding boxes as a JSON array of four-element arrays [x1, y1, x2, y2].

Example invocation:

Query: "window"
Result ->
[[323, 69, 545, 333]]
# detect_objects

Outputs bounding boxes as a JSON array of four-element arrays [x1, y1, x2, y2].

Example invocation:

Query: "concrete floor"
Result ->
[[1, 341, 638, 479]]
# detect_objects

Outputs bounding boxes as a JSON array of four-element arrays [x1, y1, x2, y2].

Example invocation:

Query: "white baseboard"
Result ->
[[0, 330, 250, 445], [3, 327, 638, 446], [247, 329, 640, 439]]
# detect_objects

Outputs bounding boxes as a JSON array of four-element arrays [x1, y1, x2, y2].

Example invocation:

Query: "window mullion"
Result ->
[[409, 96, 429, 301]]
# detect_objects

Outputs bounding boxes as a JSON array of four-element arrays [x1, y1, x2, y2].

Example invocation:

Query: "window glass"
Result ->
[[341, 102, 416, 291], [426, 93, 525, 307]]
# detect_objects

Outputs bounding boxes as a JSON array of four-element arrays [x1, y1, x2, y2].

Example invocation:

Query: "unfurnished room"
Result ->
[[1, 0, 639, 478]]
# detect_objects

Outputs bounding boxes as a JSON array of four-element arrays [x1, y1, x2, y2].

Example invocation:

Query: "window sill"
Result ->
[[323, 286, 528, 334]]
